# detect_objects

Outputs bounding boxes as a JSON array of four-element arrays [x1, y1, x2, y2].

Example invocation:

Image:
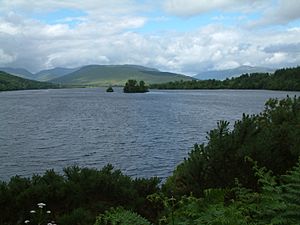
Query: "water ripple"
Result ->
[[0, 88, 299, 181]]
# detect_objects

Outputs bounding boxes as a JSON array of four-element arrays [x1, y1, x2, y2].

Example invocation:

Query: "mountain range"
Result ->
[[51, 65, 194, 86], [0, 65, 194, 86], [195, 66, 275, 80], [0, 65, 277, 87]]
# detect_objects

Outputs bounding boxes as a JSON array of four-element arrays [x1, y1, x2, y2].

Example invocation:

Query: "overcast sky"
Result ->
[[0, 0, 300, 74]]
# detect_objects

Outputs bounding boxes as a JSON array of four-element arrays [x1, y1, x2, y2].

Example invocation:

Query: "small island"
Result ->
[[106, 86, 114, 92], [123, 79, 149, 93]]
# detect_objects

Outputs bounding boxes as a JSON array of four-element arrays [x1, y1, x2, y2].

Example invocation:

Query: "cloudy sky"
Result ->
[[0, 0, 299, 74]]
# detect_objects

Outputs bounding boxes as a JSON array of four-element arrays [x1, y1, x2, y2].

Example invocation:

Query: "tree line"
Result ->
[[150, 66, 300, 91]]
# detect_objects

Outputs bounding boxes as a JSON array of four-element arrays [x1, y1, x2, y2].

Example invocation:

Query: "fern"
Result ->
[[158, 159, 300, 225], [280, 159, 300, 224], [94, 207, 152, 225], [234, 159, 286, 225], [162, 189, 248, 225], [233, 158, 300, 225]]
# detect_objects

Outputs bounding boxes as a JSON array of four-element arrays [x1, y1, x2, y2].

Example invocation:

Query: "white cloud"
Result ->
[[0, 21, 19, 35], [265, 52, 287, 64], [1, 13, 299, 74], [0, 0, 299, 74]]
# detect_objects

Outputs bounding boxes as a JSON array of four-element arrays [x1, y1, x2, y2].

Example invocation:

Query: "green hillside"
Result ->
[[35, 67, 80, 81], [51, 65, 194, 86], [0, 71, 59, 91]]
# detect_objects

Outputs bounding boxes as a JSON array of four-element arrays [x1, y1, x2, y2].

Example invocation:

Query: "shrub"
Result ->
[[94, 207, 152, 225]]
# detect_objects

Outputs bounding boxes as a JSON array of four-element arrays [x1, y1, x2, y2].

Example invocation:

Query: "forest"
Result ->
[[0, 71, 59, 91], [0, 95, 300, 224], [150, 67, 300, 91]]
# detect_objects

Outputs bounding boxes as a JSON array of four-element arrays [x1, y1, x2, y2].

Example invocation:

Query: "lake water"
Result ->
[[0, 88, 298, 181]]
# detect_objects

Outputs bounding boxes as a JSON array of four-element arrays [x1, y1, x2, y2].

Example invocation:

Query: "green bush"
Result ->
[[0, 165, 160, 225], [94, 207, 152, 225], [164, 96, 300, 197], [58, 208, 94, 225], [159, 158, 300, 225]]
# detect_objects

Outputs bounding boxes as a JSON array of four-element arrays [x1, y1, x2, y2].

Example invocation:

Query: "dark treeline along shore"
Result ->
[[150, 66, 300, 91], [1, 95, 300, 225], [0, 71, 59, 91]]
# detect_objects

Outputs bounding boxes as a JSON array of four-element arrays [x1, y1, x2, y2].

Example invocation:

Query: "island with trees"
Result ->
[[123, 79, 149, 93], [150, 66, 300, 91]]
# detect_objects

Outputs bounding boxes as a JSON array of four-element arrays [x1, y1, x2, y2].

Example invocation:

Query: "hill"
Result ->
[[0, 67, 80, 81], [0, 71, 59, 91], [35, 67, 80, 81], [195, 65, 275, 80], [0, 67, 35, 80], [51, 64, 194, 86]]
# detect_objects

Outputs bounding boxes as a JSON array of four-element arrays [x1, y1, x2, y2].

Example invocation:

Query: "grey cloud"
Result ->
[[163, 0, 268, 17], [163, 0, 300, 27], [264, 43, 300, 53], [0, 49, 15, 64], [252, 0, 300, 26]]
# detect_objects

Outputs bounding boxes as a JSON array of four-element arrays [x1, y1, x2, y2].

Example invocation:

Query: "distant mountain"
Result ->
[[51, 64, 194, 86], [195, 66, 275, 80], [0, 71, 58, 91], [0, 67, 34, 80], [35, 67, 80, 81]]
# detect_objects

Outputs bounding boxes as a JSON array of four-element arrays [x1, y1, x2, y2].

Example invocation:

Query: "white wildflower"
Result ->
[[37, 203, 46, 207]]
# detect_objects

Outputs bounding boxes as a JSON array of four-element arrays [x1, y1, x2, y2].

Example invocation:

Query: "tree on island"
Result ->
[[106, 86, 114, 92], [123, 79, 149, 93]]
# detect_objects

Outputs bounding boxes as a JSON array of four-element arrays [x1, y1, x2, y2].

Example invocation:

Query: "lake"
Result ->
[[0, 88, 298, 181]]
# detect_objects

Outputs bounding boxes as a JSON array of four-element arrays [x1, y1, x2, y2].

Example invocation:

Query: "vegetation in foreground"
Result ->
[[151, 66, 300, 91], [0, 165, 160, 225], [0, 96, 300, 224], [123, 79, 149, 93], [0, 71, 59, 91]]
